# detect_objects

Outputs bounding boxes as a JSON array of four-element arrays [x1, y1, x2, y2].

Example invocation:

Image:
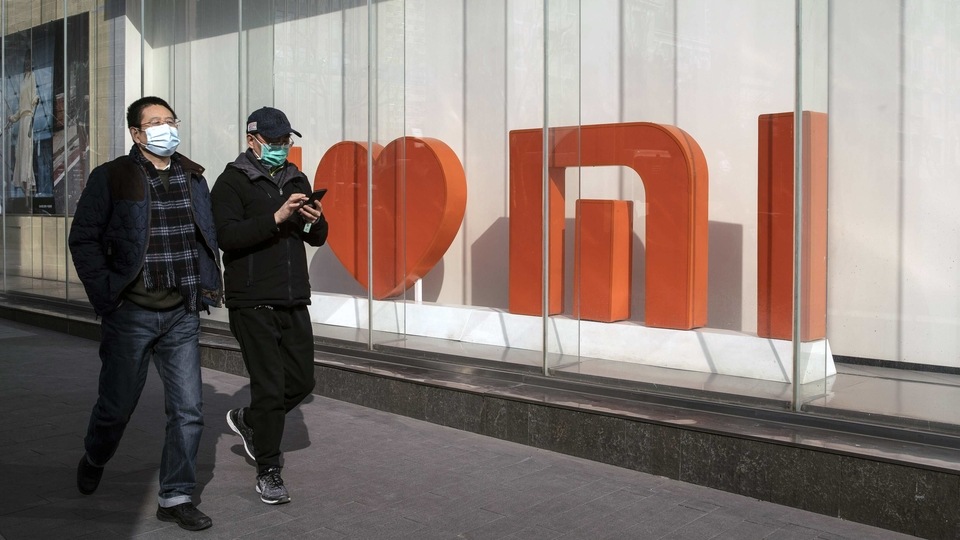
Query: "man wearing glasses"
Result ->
[[210, 106, 327, 505], [69, 96, 223, 531]]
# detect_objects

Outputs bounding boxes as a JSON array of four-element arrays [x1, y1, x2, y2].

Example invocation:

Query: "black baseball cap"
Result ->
[[246, 106, 302, 139]]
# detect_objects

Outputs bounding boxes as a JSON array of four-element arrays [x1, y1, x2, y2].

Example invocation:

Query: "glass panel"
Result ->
[[794, 0, 830, 410], [292, 0, 555, 364], [58, 1, 159, 307], [2, 0, 81, 300], [265, 0, 364, 342], [143, 0, 239, 322], [812, 1, 960, 433], [357, 0, 551, 365], [63, 3, 94, 304], [545, 0, 580, 374], [498, 0, 546, 365], [233, 1, 369, 343], [357, 0, 550, 364], [368, 0, 407, 351], [332, 0, 371, 344], [529, 1, 798, 409], [144, 0, 240, 182]]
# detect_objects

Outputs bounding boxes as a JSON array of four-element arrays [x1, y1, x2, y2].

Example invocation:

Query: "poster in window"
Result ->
[[3, 12, 89, 215]]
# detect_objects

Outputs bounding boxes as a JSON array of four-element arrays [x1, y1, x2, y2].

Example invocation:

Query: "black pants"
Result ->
[[229, 305, 315, 473]]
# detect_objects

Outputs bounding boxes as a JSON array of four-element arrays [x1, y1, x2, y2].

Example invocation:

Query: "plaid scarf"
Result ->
[[132, 148, 202, 312]]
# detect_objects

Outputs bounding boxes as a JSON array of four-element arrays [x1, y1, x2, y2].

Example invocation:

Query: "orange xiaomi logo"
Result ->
[[310, 137, 467, 300], [308, 114, 826, 339], [507, 123, 709, 330]]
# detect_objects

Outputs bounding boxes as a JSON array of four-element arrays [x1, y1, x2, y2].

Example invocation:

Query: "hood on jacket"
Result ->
[[229, 149, 305, 190]]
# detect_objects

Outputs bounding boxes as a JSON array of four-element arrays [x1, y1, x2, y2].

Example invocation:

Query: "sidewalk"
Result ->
[[0, 318, 914, 539]]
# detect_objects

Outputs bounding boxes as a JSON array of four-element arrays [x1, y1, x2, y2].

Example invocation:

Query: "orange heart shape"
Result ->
[[314, 137, 467, 299]]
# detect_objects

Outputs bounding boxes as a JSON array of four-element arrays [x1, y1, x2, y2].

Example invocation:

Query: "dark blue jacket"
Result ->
[[69, 147, 223, 315]]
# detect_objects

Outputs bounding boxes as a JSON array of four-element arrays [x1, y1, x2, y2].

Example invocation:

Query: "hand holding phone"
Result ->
[[301, 189, 327, 207], [300, 189, 326, 233]]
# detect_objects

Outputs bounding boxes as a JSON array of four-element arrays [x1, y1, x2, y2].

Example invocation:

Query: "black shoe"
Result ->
[[156, 502, 213, 531], [256, 467, 291, 504], [226, 408, 256, 461], [76, 454, 103, 495]]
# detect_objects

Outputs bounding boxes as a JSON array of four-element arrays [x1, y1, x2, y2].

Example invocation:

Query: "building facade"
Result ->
[[3, 0, 960, 473]]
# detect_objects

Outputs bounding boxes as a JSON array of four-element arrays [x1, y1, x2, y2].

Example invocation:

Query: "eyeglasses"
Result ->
[[256, 135, 293, 149], [139, 119, 182, 129]]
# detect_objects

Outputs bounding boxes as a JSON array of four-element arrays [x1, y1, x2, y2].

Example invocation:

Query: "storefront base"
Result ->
[[2, 297, 959, 539], [308, 293, 836, 384]]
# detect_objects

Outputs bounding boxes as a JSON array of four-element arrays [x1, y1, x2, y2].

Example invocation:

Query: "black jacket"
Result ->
[[69, 147, 223, 315], [210, 150, 328, 308]]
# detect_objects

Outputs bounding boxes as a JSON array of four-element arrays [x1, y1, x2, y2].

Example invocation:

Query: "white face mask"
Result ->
[[139, 124, 180, 157]]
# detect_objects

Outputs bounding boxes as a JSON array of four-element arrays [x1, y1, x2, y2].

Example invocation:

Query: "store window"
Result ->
[[3, 0, 960, 434]]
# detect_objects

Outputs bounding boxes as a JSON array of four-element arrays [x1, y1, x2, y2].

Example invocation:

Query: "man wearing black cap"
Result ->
[[210, 106, 328, 504]]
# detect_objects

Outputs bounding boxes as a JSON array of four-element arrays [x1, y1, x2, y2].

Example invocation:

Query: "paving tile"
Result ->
[[610, 501, 705, 538], [551, 497, 659, 539], [762, 523, 822, 539], [711, 518, 781, 539], [543, 488, 655, 534], [502, 525, 564, 539], [659, 507, 753, 539]]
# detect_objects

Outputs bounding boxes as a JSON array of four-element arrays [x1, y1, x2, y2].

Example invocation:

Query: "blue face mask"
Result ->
[[140, 124, 180, 157], [256, 138, 290, 167]]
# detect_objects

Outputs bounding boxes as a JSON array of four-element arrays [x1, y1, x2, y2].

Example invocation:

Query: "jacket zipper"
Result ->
[[287, 235, 293, 301], [253, 171, 300, 302]]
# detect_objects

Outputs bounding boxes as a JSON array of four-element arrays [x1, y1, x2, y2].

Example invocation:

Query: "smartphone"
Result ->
[[301, 188, 327, 206]]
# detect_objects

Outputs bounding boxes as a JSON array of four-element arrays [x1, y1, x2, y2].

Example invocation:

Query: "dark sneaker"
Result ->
[[226, 407, 256, 461], [156, 502, 213, 531], [256, 467, 290, 504], [76, 454, 104, 495]]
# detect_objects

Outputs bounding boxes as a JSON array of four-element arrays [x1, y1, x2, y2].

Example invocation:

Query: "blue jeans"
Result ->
[[83, 301, 203, 507]]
